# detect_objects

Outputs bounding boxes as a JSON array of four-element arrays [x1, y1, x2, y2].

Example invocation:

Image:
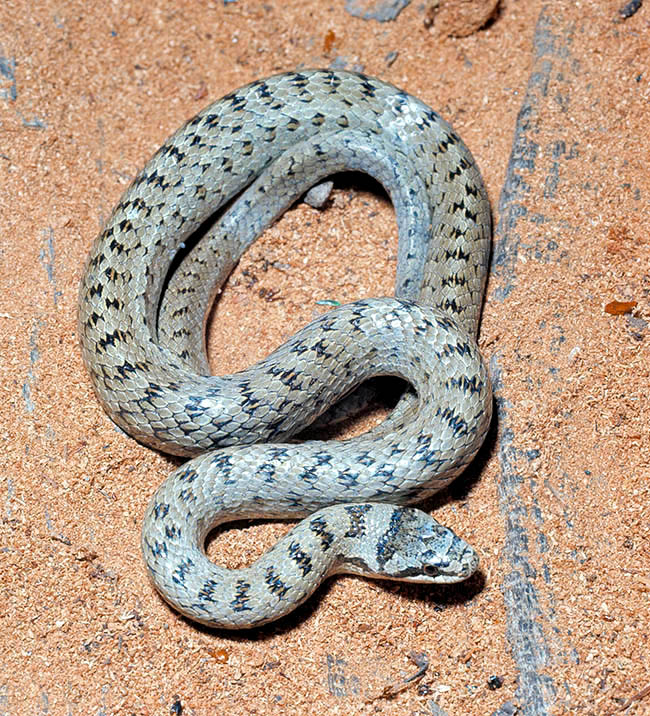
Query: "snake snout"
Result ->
[[422, 541, 479, 584]]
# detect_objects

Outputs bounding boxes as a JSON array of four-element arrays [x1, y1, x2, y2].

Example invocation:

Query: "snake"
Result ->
[[78, 70, 492, 629]]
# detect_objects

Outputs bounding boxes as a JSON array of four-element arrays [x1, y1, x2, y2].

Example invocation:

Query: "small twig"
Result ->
[[612, 682, 650, 712], [377, 651, 429, 699]]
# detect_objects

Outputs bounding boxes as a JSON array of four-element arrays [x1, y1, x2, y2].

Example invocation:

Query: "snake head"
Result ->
[[334, 504, 478, 584]]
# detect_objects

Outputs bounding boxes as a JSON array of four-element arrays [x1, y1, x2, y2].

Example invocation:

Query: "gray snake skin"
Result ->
[[78, 70, 492, 629]]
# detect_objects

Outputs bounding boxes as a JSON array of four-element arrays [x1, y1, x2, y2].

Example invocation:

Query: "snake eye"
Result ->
[[423, 564, 440, 577]]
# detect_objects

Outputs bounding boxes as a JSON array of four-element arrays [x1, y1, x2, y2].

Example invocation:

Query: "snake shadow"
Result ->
[[176, 569, 488, 643]]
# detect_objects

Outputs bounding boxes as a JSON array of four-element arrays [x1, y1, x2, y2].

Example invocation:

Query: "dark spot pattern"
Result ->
[[344, 504, 373, 538]]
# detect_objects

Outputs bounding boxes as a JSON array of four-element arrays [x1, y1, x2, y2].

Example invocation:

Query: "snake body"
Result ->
[[78, 70, 492, 628]]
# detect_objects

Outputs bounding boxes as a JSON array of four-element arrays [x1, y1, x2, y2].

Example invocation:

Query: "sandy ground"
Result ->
[[1, 1, 648, 714]]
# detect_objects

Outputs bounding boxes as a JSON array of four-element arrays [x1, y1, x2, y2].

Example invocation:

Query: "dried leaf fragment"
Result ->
[[323, 29, 336, 54], [208, 647, 230, 664], [604, 300, 637, 315]]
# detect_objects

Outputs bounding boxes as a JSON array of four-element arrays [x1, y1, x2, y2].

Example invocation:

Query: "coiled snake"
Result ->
[[78, 70, 492, 629]]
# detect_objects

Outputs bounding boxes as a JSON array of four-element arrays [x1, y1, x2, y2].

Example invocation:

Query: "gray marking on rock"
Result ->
[[22, 320, 41, 414], [40, 228, 60, 306], [0, 52, 17, 102], [344, 0, 412, 22], [490, 5, 582, 714]]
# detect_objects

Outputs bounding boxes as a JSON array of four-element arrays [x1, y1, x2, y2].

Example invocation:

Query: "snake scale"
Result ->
[[78, 70, 492, 629]]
